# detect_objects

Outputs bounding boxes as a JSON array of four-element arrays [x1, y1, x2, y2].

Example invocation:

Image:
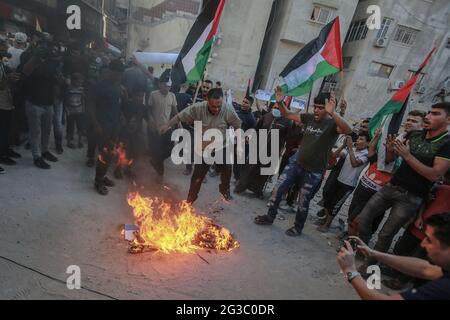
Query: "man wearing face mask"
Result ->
[[255, 87, 352, 237]]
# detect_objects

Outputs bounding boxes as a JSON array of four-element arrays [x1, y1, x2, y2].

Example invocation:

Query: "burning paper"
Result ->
[[127, 193, 239, 254]]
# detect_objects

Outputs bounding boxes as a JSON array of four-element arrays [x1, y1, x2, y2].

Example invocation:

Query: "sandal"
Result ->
[[103, 177, 115, 187], [254, 215, 274, 226], [285, 227, 302, 237], [95, 182, 109, 196]]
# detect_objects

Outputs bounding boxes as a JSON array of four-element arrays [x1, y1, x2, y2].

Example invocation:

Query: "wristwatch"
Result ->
[[346, 271, 361, 283]]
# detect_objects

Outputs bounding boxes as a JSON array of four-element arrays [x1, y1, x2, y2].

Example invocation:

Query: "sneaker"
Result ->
[[0, 166, 5, 174], [7, 149, 21, 158], [220, 191, 233, 201], [0, 157, 17, 166], [42, 152, 58, 162], [34, 158, 51, 169], [86, 158, 95, 168], [56, 146, 64, 155]]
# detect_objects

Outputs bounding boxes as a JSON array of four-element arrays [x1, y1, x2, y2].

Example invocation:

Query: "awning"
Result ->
[[133, 52, 179, 66]]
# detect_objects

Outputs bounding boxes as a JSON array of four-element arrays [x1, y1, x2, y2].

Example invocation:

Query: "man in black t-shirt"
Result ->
[[357, 103, 450, 270], [87, 60, 126, 196], [254, 87, 352, 237], [337, 213, 450, 300]]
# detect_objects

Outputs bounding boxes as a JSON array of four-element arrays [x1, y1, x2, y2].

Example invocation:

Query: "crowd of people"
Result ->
[[1, 29, 449, 300]]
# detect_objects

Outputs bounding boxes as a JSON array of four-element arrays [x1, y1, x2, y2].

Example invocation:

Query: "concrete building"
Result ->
[[125, 0, 202, 56], [341, 0, 450, 119]]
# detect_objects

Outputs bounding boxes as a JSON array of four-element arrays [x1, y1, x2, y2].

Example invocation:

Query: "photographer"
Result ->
[[337, 213, 450, 300]]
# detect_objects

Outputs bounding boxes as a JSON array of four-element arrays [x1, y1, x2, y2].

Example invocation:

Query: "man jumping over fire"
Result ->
[[160, 88, 242, 204]]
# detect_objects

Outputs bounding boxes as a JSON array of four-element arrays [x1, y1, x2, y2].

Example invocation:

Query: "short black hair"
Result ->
[[431, 102, 450, 116], [314, 92, 331, 106], [426, 213, 450, 247], [408, 110, 427, 119], [358, 133, 370, 142], [207, 88, 224, 100], [245, 96, 255, 105], [204, 79, 213, 85], [216, 81, 222, 86]]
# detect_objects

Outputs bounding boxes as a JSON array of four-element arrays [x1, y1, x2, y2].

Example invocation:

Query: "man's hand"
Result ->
[[415, 216, 424, 230], [349, 236, 376, 259], [325, 91, 337, 116], [346, 135, 353, 148], [337, 240, 357, 273], [393, 139, 411, 160], [385, 134, 397, 154], [339, 99, 347, 116], [274, 86, 285, 103], [374, 128, 382, 139]]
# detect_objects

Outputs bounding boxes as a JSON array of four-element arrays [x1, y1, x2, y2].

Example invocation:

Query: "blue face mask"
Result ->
[[272, 109, 281, 118]]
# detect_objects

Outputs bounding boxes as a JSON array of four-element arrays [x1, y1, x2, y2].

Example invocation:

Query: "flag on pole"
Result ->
[[278, 17, 343, 97], [369, 48, 436, 172], [171, 0, 226, 86], [245, 78, 251, 97]]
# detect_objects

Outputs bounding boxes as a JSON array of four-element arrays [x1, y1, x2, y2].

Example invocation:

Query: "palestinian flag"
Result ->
[[171, 0, 225, 86], [278, 17, 343, 97], [369, 48, 436, 172]]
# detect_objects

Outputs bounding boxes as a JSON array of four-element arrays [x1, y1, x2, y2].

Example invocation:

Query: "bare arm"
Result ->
[[274, 86, 302, 124], [346, 140, 364, 168], [368, 129, 382, 158]]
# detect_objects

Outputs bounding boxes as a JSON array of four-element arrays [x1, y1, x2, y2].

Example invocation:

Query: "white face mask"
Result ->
[[272, 109, 281, 118]]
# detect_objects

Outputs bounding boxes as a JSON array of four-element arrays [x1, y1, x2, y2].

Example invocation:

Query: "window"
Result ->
[[369, 62, 394, 78], [343, 57, 353, 70], [393, 26, 419, 46], [310, 5, 335, 24], [345, 20, 369, 43], [376, 17, 393, 39]]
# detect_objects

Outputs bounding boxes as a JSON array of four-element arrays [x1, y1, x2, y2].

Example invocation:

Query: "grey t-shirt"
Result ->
[[297, 113, 338, 173], [178, 101, 242, 135]]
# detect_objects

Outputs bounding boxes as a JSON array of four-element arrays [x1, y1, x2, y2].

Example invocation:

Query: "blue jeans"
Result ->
[[268, 160, 323, 233], [25, 101, 53, 160]]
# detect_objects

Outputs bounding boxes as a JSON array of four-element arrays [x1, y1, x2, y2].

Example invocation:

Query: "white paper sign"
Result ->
[[255, 90, 273, 102], [291, 98, 306, 110]]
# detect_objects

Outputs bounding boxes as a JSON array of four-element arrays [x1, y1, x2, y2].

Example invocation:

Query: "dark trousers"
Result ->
[[323, 180, 355, 217], [66, 113, 85, 142], [148, 130, 173, 176], [0, 109, 12, 157], [95, 126, 119, 183], [348, 183, 384, 235], [188, 163, 232, 204], [358, 184, 423, 259]]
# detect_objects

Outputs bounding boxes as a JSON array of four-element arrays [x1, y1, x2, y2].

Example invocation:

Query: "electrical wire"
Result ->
[[0, 255, 119, 300]]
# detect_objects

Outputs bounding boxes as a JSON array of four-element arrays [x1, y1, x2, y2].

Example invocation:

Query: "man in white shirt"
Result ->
[[317, 134, 369, 233]]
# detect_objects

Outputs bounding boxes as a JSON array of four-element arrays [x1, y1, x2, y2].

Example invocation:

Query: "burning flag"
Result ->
[[127, 193, 239, 254]]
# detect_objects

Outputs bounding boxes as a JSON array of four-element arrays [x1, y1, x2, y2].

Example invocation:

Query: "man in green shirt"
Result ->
[[255, 86, 352, 237]]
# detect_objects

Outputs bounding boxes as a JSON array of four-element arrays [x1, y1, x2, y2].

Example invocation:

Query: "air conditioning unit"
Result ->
[[374, 37, 387, 48], [416, 86, 426, 94], [391, 80, 406, 90]]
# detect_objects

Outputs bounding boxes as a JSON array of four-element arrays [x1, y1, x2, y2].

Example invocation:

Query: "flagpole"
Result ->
[[193, 34, 217, 102]]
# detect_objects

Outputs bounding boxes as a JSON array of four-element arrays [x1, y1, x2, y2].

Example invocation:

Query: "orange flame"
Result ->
[[127, 192, 240, 254], [114, 143, 133, 167]]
